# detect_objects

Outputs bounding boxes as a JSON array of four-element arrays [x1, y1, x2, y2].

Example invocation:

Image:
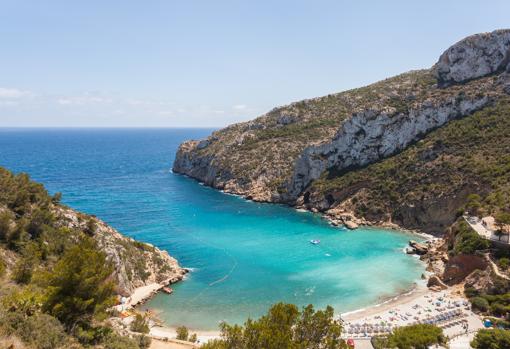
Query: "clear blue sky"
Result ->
[[1, 0, 509, 127]]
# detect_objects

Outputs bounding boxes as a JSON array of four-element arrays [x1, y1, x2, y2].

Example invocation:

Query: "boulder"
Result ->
[[435, 29, 510, 86], [344, 221, 359, 230], [408, 240, 429, 255], [427, 275, 448, 290]]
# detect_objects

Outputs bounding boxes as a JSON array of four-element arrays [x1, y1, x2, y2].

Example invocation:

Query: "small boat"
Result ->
[[310, 239, 321, 245], [162, 287, 173, 294]]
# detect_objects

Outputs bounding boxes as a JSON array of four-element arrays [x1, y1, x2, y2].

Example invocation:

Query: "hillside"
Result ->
[[174, 29, 510, 234], [0, 166, 186, 348]]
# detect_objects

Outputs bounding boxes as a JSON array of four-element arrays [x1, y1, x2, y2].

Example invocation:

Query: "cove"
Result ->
[[0, 128, 425, 330]]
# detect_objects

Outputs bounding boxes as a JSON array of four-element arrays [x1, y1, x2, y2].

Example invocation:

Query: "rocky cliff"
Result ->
[[174, 29, 510, 234], [55, 206, 187, 296]]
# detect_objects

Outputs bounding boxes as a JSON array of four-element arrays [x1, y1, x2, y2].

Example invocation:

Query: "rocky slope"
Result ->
[[174, 29, 510, 234], [0, 166, 186, 297], [55, 206, 186, 296]]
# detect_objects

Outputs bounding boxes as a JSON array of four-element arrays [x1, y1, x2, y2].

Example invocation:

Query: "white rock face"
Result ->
[[287, 95, 490, 198], [435, 29, 510, 85]]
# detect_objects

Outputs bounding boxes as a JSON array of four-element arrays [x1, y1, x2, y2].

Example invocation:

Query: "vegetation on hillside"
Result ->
[[471, 329, 510, 349], [0, 167, 150, 348], [372, 324, 445, 349], [308, 98, 510, 232], [201, 303, 345, 349]]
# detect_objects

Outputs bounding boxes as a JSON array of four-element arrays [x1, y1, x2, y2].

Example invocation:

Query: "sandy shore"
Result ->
[[341, 284, 483, 340]]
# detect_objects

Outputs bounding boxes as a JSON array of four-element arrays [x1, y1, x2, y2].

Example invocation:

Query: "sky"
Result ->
[[0, 1, 509, 127]]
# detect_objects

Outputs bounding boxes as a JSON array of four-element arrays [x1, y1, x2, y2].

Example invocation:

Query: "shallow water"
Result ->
[[0, 128, 425, 330]]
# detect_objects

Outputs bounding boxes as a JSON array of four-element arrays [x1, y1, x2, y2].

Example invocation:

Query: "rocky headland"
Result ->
[[174, 29, 510, 236]]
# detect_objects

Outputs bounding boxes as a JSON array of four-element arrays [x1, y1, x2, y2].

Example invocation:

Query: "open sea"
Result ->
[[0, 128, 425, 330]]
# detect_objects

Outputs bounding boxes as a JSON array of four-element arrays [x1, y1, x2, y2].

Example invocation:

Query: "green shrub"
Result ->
[[42, 236, 115, 328], [0, 255, 5, 277], [130, 313, 150, 334], [137, 335, 152, 349], [176, 326, 189, 341], [18, 313, 66, 349], [471, 329, 510, 349], [498, 258, 510, 271], [471, 297, 490, 312], [103, 333, 140, 349], [201, 303, 343, 349], [386, 324, 445, 349]]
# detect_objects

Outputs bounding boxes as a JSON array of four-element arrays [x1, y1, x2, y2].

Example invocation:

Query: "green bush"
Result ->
[[386, 324, 445, 349], [137, 335, 152, 349], [42, 236, 115, 329], [0, 255, 5, 277], [201, 303, 343, 349], [471, 297, 490, 312], [18, 313, 66, 349], [103, 333, 140, 349], [176, 326, 189, 341], [453, 221, 490, 255], [471, 329, 510, 349], [130, 313, 150, 334], [498, 258, 510, 271], [0, 311, 66, 349]]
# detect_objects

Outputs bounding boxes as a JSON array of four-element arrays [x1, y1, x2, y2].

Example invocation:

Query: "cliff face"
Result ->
[[174, 29, 510, 234]]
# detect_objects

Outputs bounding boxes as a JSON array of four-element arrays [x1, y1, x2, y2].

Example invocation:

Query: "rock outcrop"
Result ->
[[287, 94, 489, 199], [407, 240, 429, 255], [435, 29, 510, 86], [56, 207, 187, 296]]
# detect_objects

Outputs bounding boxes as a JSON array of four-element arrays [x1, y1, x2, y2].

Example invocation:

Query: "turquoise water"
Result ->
[[0, 128, 424, 330]]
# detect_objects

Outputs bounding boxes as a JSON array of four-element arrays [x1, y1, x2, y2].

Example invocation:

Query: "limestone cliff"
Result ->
[[55, 206, 187, 296], [174, 29, 510, 234]]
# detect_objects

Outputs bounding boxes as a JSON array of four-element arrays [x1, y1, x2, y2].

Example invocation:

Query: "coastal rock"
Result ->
[[427, 275, 448, 290], [56, 206, 187, 296], [442, 254, 488, 285], [464, 268, 497, 294], [173, 30, 509, 235], [344, 221, 359, 230], [435, 29, 510, 86], [407, 240, 429, 255]]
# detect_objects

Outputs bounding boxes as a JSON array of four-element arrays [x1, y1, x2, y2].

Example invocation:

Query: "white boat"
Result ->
[[310, 239, 320, 245]]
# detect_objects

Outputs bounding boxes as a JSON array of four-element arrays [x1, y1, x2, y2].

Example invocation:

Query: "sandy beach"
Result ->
[[341, 284, 483, 341]]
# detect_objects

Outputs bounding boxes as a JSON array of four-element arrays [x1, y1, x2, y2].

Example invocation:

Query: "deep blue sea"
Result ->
[[0, 128, 424, 330]]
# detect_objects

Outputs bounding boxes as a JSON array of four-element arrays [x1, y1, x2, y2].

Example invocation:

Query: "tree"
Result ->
[[41, 236, 115, 329], [130, 313, 150, 334], [0, 210, 13, 241], [471, 329, 510, 349], [471, 297, 490, 313], [201, 303, 345, 349], [176, 326, 189, 341], [386, 324, 445, 349]]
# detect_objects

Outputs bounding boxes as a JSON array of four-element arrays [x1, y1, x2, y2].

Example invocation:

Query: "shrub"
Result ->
[[471, 297, 490, 312], [498, 258, 510, 271], [176, 326, 189, 341], [201, 303, 343, 349], [103, 333, 139, 349], [19, 313, 66, 349], [189, 333, 198, 343], [42, 236, 115, 328], [0, 255, 5, 277], [471, 329, 510, 349], [137, 335, 152, 349], [130, 313, 150, 334], [386, 324, 445, 349]]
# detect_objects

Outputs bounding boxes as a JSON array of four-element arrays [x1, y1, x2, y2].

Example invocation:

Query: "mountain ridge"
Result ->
[[174, 29, 510, 234]]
